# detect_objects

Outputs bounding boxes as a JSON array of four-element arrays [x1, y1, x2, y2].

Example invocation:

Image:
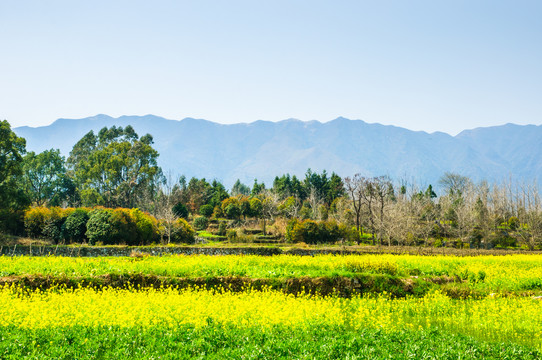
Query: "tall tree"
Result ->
[[344, 174, 365, 242], [231, 179, 250, 196], [0, 120, 29, 233], [185, 177, 212, 213], [67, 126, 161, 208], [22, 149, 70, 206]]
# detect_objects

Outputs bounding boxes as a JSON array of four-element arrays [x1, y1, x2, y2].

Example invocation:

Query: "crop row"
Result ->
[[1, 254, 541, 294], [1, 285, 541, 351]]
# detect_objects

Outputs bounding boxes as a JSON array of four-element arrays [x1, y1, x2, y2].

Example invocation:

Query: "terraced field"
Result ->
[[1, 254, 541, 359]]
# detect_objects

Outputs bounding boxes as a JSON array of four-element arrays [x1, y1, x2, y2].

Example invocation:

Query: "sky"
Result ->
[[1, 0, 541, 135]]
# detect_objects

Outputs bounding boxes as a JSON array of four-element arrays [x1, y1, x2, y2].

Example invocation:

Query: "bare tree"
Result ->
[[516, 181, 542, 249], [344, 174, 366, 242], [154, 171, 180, 244]]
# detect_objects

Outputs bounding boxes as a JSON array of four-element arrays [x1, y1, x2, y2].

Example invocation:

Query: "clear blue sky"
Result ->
[[1, 0, 541, 135]]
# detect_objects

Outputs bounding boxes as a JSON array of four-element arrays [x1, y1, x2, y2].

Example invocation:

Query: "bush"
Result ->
[[130, 208, 159, 245], [224, 203, 241, 220], [226, 229, 238, 242], [172, 203, 189, 219], [217, 221, 227, 236], [199, 204, 214, 218], [42, 207, 68, 244], [110, 208, 139, 246], [171, 218, 195, 244], [86, 208, 115, 245], [63, 208, 90, 243], [24, 207, 71, 243], [24, 207, 49, 238], [286, 219, 345, 244], [193, 216, 209, 231]]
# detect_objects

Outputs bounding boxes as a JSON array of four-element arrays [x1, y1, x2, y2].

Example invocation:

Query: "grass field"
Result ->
[[1, 253, 541, 358]]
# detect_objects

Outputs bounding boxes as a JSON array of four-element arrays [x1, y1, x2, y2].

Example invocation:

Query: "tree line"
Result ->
[[1, 120, 541, 249]]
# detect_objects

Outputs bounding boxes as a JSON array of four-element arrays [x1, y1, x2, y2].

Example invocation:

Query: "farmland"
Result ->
[[1, 253, 541, 359]]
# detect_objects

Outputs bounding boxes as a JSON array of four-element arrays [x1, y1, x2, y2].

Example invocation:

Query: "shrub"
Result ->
[[212, 206, 224, 219], [193, 216, 209, 231], [224, 203, 241, 220], [285, 218, 300, 243], [286, 219, 346, 244], [226, 229, 238, 242], [130, 208, 159, 245], [217, 221, 227, 236], [199, 204, 214, 218], [63, 208, 90, 243], [24, 207, 49, 238], [86, 208, 115, 245], [25, 207, 70, 243], [171, 218, 195, 244], [110, 208, 139, 246], [42, 207, 68, 244], [172, 203, 189, 219]]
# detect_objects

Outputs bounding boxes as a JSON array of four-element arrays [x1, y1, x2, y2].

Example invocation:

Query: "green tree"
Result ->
[[209, 180, 229, 208], [231, 179, 250, 196], [185, 177, 212, 213], [22, 149, 70, 206], [67, 126, 161, 208], [0, 120, 29, 234], [326, 172, 346, 204], [251, 179, 265, 196]]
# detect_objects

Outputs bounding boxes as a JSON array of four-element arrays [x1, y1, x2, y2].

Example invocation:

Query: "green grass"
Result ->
[[197, 231, 224, 239], [0, 325, 539, 359]]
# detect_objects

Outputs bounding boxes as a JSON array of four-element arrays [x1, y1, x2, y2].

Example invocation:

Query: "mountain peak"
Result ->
[[12, 114, 542, 188]]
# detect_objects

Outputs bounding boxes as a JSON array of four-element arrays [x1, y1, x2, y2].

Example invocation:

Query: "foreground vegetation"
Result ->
[[1, 253, 541, 358], [2, 325, 539, 360], [1, 254, 541, 297], [0, 285, 541, 357]]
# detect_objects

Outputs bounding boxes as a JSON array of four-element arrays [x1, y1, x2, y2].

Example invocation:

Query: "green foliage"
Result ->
[[22, 149, 70, 206], [109, 208, 139, 246], [249, 198, 262, 218], [172, 202, 189, 219], [63, 208, 90, 243], [85, 208, 115, 245], [217, 221, 227, 236], [224, 204, 240, 220], [171, 218, 195, 244], [226, 229, 238, 242], [238, 196, 251, 218], [286, 218, 345, 244], [67, 126, 161, 208], [24, 207, 49, 238], [42, 207, 68, 244], [199, 204, 214, 217], [130, 208, 159, 245], [508, 216, 520, 231], [193, 216, 209, 231], [85, 207, 159, 246], [209, 180, 229, 208], [185, 177, 212, 214], [0, 120, 29, 234], [231, 179, 250, 196], [273, 174, 305, 199], [1, 325, 539, 360], [24, 206, 69, 242], [250, 179, 265, 196]]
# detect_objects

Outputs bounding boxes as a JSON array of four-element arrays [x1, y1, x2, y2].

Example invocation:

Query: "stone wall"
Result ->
[[1, 244, 538, 257]]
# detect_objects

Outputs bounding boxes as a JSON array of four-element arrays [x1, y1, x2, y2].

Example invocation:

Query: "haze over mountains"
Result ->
[[13, 115, 542, 190]]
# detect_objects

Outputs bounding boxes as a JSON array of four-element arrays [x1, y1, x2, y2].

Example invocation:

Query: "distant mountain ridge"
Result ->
[[13, 115, 542, 189]]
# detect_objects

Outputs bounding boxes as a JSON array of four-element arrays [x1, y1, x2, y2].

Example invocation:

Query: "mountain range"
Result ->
[[13, 115, 542, 190]]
